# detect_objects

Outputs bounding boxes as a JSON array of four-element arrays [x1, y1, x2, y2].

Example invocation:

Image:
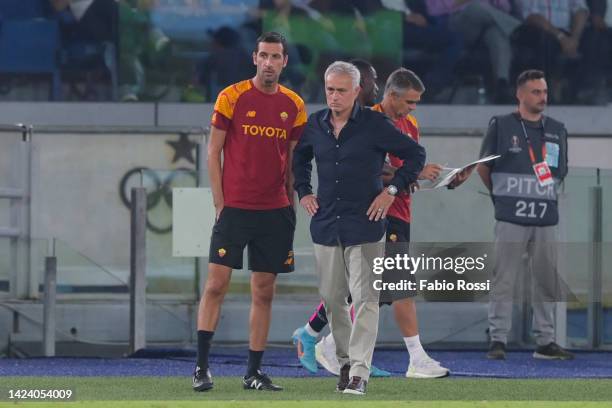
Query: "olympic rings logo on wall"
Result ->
[[119, 166, 198, 234]]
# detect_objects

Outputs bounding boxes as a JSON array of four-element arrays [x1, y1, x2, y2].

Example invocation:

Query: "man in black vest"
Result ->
[[477, 70, 573, 360]]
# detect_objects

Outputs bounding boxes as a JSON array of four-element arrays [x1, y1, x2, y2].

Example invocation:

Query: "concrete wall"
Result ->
[[2, 102, 610, 170], [1, 102, 611, 135]]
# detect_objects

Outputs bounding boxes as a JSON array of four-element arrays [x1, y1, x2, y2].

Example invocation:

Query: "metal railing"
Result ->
[[0, 125, 32, 299]]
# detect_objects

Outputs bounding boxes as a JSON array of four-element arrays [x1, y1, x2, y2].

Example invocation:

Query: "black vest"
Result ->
[[490, 113, 568, 226]]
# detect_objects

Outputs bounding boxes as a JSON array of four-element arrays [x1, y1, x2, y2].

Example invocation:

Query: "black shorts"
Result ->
[[208, 206, 296, 274], [380, 215, 416, 305], [386, 215, 411, 245]]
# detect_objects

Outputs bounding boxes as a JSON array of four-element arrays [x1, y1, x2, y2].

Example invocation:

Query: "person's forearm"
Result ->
[[286, 178, 295, 206], [570, 9, 588, 40], [285, 142, 297, 206], [207, 154, 224, 208], [526, 14, 564, 36], [292, 142, 314, 200], [477, 164, 492, 192], [285, 146, 295, 205]]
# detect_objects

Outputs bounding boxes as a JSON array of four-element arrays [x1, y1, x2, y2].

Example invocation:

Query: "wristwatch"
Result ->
[[386, 185, 398, 196]]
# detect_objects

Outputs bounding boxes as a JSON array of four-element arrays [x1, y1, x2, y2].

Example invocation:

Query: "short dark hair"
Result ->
[[349, 58, 374, 87], [384, 68, 425, 95], [255, 31, 288, 56], [516, 69, 545, 88]]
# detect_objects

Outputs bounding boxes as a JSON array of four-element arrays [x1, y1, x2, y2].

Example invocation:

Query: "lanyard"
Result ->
[[519, 119, 546, 164]]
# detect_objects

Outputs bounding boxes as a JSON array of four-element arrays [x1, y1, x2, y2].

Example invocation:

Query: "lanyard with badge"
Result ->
[[519, 119, 554, 187]]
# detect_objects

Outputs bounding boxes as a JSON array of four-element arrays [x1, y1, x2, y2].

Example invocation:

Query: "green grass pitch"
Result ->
[[1, 377, 611, 407]]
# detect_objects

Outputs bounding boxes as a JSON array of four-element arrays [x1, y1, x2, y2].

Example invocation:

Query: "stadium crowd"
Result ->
[[0, 0, 610, 104]]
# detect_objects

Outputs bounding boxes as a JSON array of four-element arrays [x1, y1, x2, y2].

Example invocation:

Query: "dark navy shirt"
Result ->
[[293, 104, 426, 246]]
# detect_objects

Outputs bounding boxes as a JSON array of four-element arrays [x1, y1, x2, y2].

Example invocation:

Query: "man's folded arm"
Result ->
[[376, 121, 426, 190]]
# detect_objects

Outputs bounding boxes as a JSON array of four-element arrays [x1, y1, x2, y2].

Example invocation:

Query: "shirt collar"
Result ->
[[323, 102, 362, 123]]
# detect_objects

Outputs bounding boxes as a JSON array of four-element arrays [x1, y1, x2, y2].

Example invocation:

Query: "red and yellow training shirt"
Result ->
[[372, 103, 420, 223], [211, 79, 306, 210]]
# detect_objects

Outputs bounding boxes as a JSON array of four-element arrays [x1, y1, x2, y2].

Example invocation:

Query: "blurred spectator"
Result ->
[[118, 0, 171, 101], [197, 26, 254, 101], [379, 0, 464, 100], [587, 0, 612, 97], [289, 0, 346, 33], [50, 0, 117, 44], [305, 0, 374, 59], [512, 0, 607, 104], [49, 0, 119, 99], [257, 0, 369, 101], [258, 0, 313, 92], [426, 0, 520, 103]]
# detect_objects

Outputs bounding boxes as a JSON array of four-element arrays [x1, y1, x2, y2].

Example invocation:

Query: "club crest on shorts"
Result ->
[[389, 233, 398, 242], [284, 250, 294, 265], [280, 111, 288, 122], [218, 248, 227, 258]]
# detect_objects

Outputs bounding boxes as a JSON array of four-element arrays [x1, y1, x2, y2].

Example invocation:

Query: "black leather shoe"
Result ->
[[533, 342, 574, 360], [487, 341, 506, 360], [192, 366, 213, 391], [343, 376, 367, 395], [336, 363, 350, 392]]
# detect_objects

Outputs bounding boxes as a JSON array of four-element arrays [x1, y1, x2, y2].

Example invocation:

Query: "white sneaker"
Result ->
[[405, 357, 450, 379], [315, 334, 340, 376]]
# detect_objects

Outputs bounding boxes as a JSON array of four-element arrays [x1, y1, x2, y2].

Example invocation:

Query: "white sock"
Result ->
[[404, 335, 428, 362], [323, 333, 335, 347], [304, 323, 318, 338]]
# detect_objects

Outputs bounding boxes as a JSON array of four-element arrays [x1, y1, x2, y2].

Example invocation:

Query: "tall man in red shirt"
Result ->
[[193, 31, 306, 392]]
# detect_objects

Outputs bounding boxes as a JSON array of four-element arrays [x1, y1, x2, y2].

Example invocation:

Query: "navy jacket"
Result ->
[[293, 103, 426, 246]]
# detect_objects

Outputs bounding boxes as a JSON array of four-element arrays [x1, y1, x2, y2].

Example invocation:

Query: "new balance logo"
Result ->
[[243, 372, 282, 391]]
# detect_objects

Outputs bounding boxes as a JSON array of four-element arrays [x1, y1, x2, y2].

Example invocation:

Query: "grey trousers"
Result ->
[[314, 240, 383, 381], [449, 2, 520, 80], [488, 221, 559, 346]]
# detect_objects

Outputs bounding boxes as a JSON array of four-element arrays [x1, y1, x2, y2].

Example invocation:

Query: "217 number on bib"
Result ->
[[515, 201, 547, 218]]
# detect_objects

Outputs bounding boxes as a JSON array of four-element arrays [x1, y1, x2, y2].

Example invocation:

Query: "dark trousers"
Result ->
[[403, 21, 464, 89], [59, 0, 118, 44]]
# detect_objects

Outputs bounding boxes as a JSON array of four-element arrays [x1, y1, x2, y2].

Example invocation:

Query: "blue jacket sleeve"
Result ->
[[374, 117, 425, 191]]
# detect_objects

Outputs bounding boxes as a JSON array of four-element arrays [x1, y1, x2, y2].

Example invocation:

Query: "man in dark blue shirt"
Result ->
[[292, 61, 425, 395]]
